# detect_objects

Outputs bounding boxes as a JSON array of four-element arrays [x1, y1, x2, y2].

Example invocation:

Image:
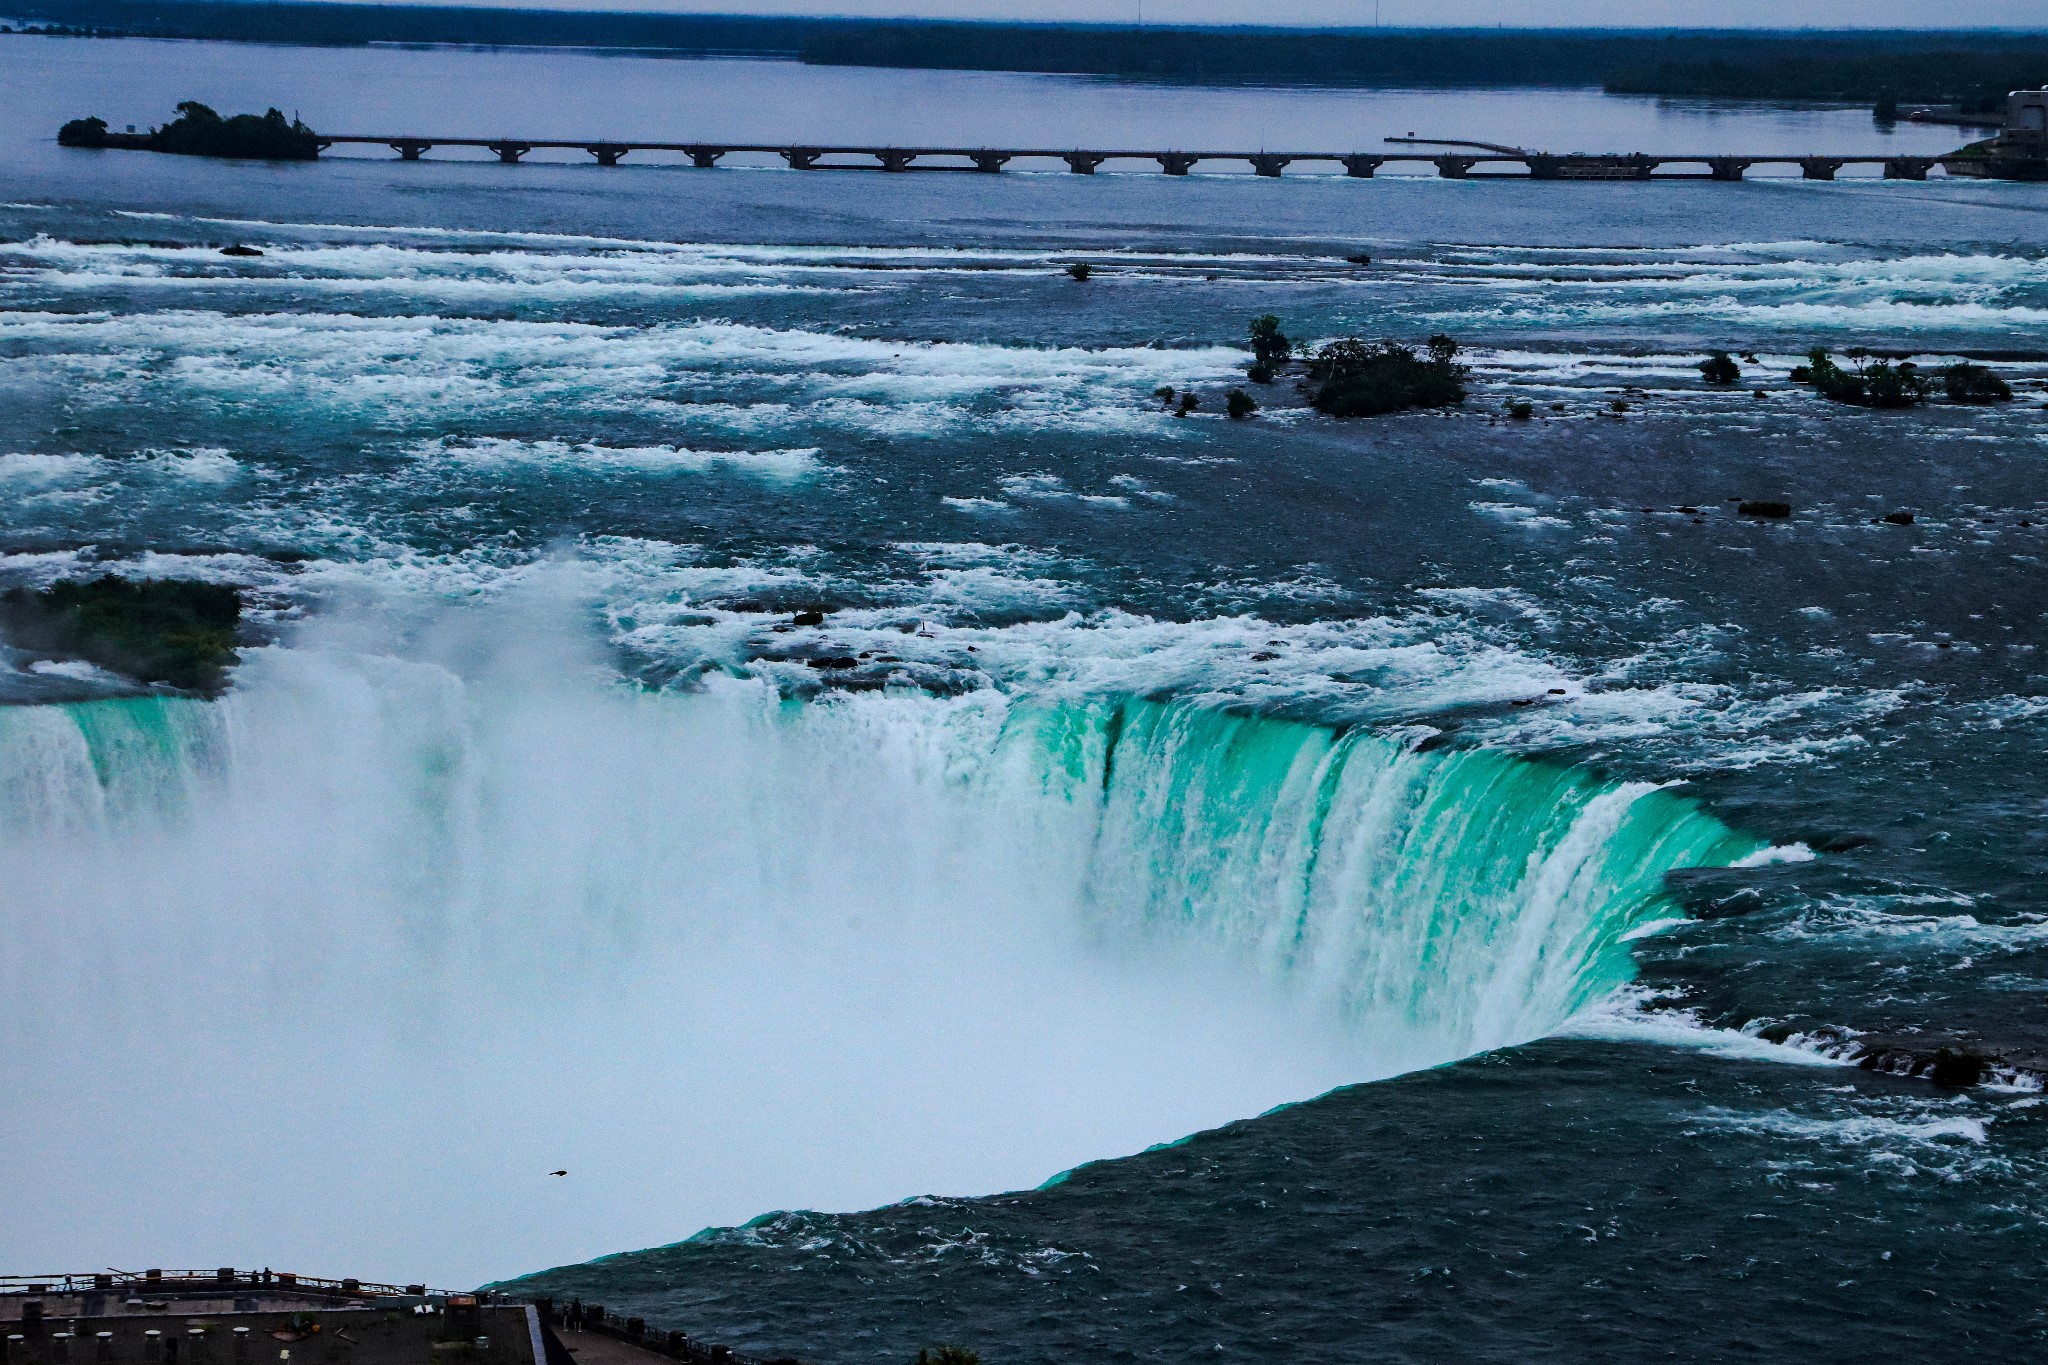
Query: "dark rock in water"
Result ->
[[806, 655, 858, 670], [1928, 1047, 1987, 1087], [0, 576, 241, 693], [1738, 500, 1792, 518], [220, 245, 264, 257], [1882, 510, 1915, 525], [791, 609, 826, 626], [1855, 1038, 1994, 1088], [1344, 254, 1372, 266]]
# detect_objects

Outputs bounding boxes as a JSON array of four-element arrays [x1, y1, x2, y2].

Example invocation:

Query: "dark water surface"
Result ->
[[2, 36, 2046, 1364]]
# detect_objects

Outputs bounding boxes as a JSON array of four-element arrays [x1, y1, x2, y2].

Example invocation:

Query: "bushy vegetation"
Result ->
[[156, 101, 319, 158], [0, 576, 241, 692], [1604, 50, 2047, 112], [1226, 387, 1258, 419], [57, 115, 108, 146], [1699, 350, 1742, 385], [1789, 348, 1929, 408], [16, 6, 2048, 107], [64, 101, 320, 158], [1942, 362, 2014, 404], [1306, 334, 1467, 418]]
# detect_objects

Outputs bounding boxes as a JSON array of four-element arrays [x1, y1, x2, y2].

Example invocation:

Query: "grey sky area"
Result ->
[[346, 1, 2048, 26]]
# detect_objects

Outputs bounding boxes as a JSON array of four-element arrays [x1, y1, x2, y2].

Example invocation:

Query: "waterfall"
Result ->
[[0, 644, 1758, 1282]]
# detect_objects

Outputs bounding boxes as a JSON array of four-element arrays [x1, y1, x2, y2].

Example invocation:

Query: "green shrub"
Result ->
[[1941, 362, 2013, 404], [1699, 350, 1741, 385], [1306, 335, 1467, 417], [1153, 385, 1176, 406], [1226, 388, 1258, 419], [1066, 262, 1091, 281], [1791, 348, 1928, 408], [0, 576, 242, 692], [1177, 391, 1200, 415], [1505, 399, 1534, 420]]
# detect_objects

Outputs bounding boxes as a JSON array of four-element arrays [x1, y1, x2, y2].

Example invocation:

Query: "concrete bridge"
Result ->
[[312, 136, 1956, 181]]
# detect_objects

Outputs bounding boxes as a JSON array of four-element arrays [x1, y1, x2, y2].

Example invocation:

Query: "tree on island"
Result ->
[[157, 102, 320, 159], [1246, 314, 1291, 382], [1306, 334, 1468, 417], [1699, 350, 1742, 385], [1942, 362, 2014, 404], [58, 101, 320, 159], [58, 116, 108, 147], [1789, 348, 1928, 408]]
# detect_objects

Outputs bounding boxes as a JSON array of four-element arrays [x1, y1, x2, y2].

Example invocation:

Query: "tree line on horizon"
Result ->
[[8, 0, 2046, 109]]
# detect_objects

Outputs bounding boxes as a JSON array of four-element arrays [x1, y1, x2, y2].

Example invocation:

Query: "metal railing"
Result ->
[[0, 1270, 446, 1300], [536, 1299, 789, 1365]]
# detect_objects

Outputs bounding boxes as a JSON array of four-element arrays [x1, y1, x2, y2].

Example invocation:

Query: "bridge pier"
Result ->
[[1341, 155, 1385, 178], [587, 144, 628, 167], [782, 148, 823, 170], [684, 146, 726, 168], [1708, 158, 1752, 181], [1435, 155, 1478, 179], [1248, 154, 1292, 178], [486, 141, 532, 164], [876, 150, 917, 172], [1801, 157, 1846, 181], [1063, 152, 1108, 174], [970, 153, 1011, 173], [389, 140, 432, 161], [1884, 156, 1935, 180], [1156, 153, 1201, 176]]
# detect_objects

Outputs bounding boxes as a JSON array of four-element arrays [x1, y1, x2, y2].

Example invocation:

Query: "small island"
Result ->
[[60, 101, 320, 160]]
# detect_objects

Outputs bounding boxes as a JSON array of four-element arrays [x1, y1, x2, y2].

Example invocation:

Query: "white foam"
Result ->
[[1734, 842, 1818, 867], [422, 437, 830, 482], [1563, 992, 1850, 1069]]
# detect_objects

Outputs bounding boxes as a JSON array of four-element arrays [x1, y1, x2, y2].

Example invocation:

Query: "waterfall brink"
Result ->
[[0, 647, 1759, 1282]]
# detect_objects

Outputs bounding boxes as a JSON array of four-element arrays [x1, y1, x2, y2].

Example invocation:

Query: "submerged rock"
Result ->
[[1738, 500, 1793, 518], [0, 576, 241, 693]]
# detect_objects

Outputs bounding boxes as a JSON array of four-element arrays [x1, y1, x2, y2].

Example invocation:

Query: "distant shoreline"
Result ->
[[4, 5, 2047, 112]]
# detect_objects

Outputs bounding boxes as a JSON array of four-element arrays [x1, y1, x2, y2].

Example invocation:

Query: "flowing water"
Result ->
[[2, 33, 2047, 1363]]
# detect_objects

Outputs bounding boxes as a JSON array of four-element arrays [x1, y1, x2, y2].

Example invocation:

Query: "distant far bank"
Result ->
[[5, 3, 2048, 110]]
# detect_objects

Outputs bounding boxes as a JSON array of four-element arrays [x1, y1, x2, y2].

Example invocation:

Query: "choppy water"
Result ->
[[2, 35, 2047, 1363]]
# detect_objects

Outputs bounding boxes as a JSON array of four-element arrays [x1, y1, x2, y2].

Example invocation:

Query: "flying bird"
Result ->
[[548, 1170, 568, 1177]]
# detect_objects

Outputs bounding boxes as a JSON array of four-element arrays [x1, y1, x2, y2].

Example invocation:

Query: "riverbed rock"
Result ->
[[0, 576, 242, 693]]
